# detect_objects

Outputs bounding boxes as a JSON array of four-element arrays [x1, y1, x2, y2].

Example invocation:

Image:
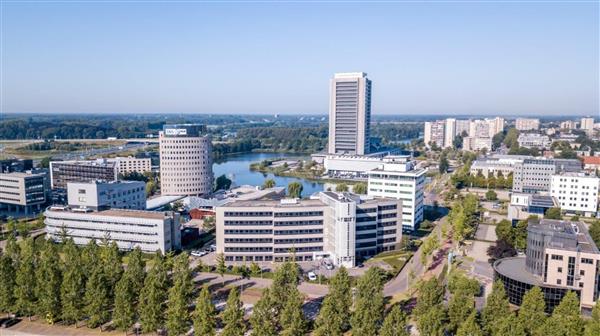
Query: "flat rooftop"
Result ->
[[493, 257, 545, 286], [529, 219, 599, 254], [48, 207, 171, 220], [222, 198, 325, 208]]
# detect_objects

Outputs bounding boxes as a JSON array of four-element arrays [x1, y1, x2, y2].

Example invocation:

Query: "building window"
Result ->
[[557, 267, 562, 273], [557, 279, 562, 285]]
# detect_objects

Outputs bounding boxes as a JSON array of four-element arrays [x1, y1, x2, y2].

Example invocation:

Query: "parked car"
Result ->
[[191, 250, 207, 257], [307, 271, 317, 281], [1, 318, 20, 328], [324, 261, 334, 270]]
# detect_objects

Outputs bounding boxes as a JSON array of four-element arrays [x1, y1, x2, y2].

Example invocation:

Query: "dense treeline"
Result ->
[[371, 122, 423, 145], [236, 126, 328, 153], [213, 139, 262, 158]]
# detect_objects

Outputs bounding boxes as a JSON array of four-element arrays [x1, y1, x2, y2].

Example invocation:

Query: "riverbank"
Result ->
[[248, 157, 359, 184]]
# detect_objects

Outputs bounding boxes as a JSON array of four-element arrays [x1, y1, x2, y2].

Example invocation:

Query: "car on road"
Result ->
[[191, 250, 207, 257], [307, 271, 318, 281]]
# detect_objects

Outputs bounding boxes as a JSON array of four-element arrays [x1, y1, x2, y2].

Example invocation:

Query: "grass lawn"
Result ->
[[368, 250, 413, 274]]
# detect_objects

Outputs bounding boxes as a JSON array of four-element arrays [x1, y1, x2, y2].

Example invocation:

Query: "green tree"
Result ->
[[100, 240, 123, 297], [84, 264, 111, 328], [545, 207, 562, 220], [40, 156, 51, 168], [513, 219, 529, 250], [0, 253, 16, 314], [124, 246, 146, 298], [214, 174, 232, 191], [494, 313, 526, 336], [542, 291, 584, 336], [250, 287, 277, 336], [216, 253, 227, 284], [448, 291, 475, 333], [166, 253, 194, 335], [287, 181, 303, 198], [81, 239, 100, 276], [351, 267, 385, 336], [420, 233, 440, 264], [504, 128, 519, 148], [457, 311, 483, 336], [139, 252, 169, 333], [61, 239, 85, 324], [14, 237, 37, 318], [314, 266, 352, 335], [193, 285, 216, 336], [4, 234, 20, 267], [262, 178, 276, 189], [280, 288, 307, 336], [485, 189, 498, 201], [481, 280, 510, 335], [271, 261, 300, 323], [113, 274, 136, 331], [249, 262, 262, 277], [36, 239, 62, 323], [416, 304, 447, 336], [414, 277, 444, 317], [585, 300, 600, 336], [380, 305, 409, 336], [335, 183, 348, 192], [495, 219, 514, 245], [353, 182, 367, 195], [518, 286, 546, 335], [221, 287, 246, 336], [588, 220, 600, 248], [439, 154, 449, 173]]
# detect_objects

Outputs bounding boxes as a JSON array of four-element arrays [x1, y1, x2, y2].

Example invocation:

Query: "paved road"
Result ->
[[384, 216, 446, 297]]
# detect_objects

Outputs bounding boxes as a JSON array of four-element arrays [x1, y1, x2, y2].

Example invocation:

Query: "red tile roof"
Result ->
[[583, 156, 600, 165]]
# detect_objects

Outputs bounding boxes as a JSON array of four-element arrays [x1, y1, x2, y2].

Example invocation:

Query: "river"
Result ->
[[213, 152, 325, 196]]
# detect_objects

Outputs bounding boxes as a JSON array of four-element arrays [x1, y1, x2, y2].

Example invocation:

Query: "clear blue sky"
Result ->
[[2, 1, 598, 116]]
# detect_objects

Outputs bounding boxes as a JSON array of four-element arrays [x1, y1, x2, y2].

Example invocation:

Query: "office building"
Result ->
[[111, 157, 152, 175], [550, 172, 599, 216], [487, 117, 505, 137], [0, 170, 50, 214], [581, 117, 595, 134], [67, 180, 146, 211], [45, 207, 181, 253], [0, 159, 33, 173], [494, 219, 600, 312], [323, 151, 410, 179], [455, 119, 471, 137], [507, 193, 558, 223], [328, 72, 372, 155], [513, 158, 582, 193], [159, 124, 213, 196], [515, 118, 540, 131], [469, 155, 530, 178], [517, 133, 551, 149], [50, 159, 118, 189], [215, 192, 402, 268], [424, 120, 445, 148], [367, 160, 426, 231]]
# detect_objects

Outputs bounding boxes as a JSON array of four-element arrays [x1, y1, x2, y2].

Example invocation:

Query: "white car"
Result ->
[[324, 262, 334, 270], [191, 250, 207, 257], [307, 271, 318, 281]]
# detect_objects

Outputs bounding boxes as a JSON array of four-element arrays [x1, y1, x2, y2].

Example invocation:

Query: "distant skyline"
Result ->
[[1, 2, 598, 116]]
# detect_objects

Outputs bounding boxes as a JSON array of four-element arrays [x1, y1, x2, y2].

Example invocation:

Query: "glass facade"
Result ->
[[495, 270, 579, 313]]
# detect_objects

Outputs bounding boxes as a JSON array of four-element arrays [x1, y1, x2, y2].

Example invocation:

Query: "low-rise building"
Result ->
[[550, 172, 599, 216], [469, 155, 530, 178], [67, 180, 146, 211], [462, 136, 492, 152], [513, 158, 582, 193], [517, 133, 551, 149], [50, 159, 118, 189], [494, 219, 600, 313], [45, 207, 181, 253], [111, 157, 152, 175], [0, 159, 33, 173], [215, 192, 402, 268], [582, 156, 600, 172], [323, 152, 410, 179], [507, 193, 559, 223], [515, 118, 540, 131], [0, 170, 51, 214], [367, 161, 426, 232]]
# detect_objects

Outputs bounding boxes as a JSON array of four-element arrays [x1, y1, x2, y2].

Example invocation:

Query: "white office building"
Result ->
[[515, 118, 540, 131], [581, 117, 595, 134], [67, 180, 146, 211], [462, 136, 493, 152], [110, 157, 152, 175], [328, 72, 371, 155], [367, 161, 426, 231], [444, 118, 456, 149], [215, 192, 402, 268], [45, 207, 181, 253], [550, 172, 599, 216], [159, 124, 213, 196], [518, 133, 551, 149]]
